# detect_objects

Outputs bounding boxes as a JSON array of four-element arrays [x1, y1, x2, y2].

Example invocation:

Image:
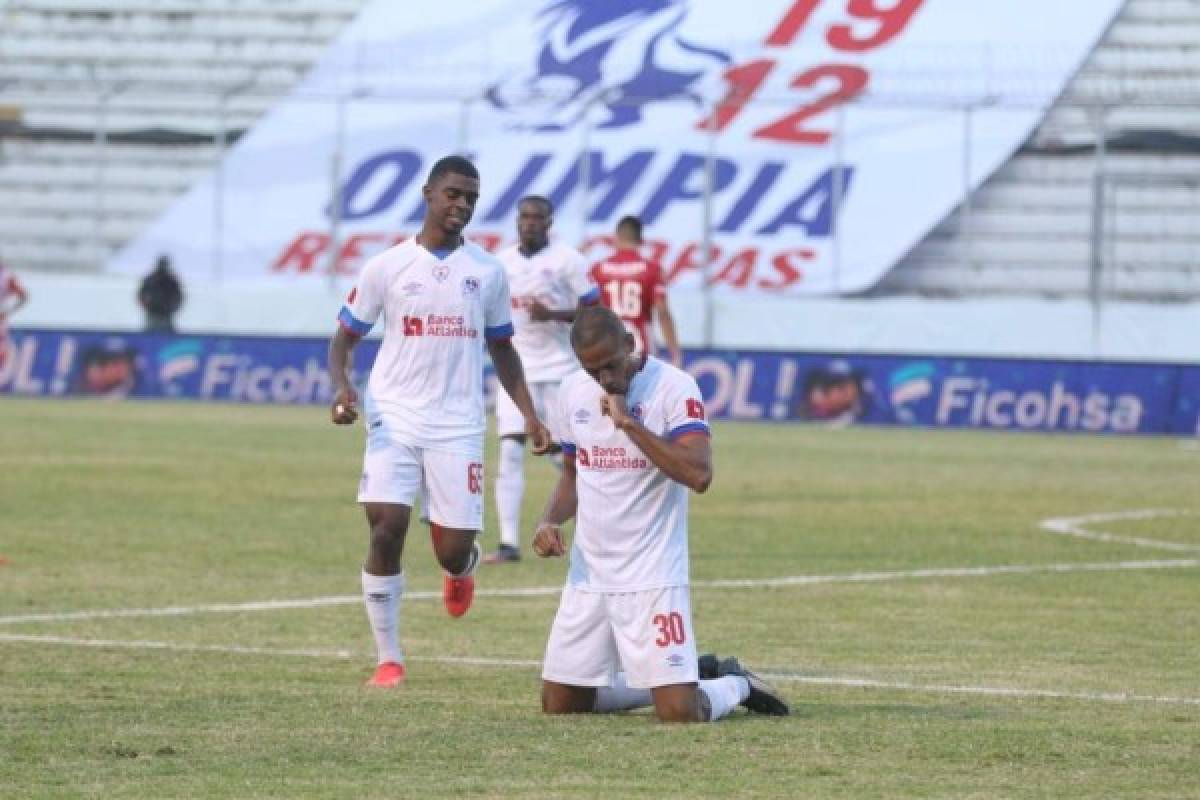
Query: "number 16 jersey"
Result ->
[[589, 249, 667, 358]]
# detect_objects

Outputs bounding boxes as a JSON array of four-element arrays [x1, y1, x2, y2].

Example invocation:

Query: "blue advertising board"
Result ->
[[3, 330, 1197, 435]]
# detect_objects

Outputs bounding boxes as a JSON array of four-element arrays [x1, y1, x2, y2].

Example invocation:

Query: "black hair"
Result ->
[[519, 195, 553, 215], [570, 305, 626, 351], [427, 154, 479, 185], [616, 215, 643, 242]]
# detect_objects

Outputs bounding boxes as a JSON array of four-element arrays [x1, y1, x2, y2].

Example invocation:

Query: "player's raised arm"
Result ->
[[601, 394, 712, 493]]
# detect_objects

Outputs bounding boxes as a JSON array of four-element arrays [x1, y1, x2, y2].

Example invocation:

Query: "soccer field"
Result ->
[[1, 397, 1197, 799]]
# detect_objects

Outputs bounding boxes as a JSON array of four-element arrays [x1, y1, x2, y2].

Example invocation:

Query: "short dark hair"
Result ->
[[616, 215, 642, 242], [571, 305, 627, 351], [519, 195, 553, 215], [427, 155, 479, 185]]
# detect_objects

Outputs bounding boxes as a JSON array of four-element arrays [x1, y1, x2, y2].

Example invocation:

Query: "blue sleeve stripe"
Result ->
[[338, 307, 372, 337], [579, 287, 601, 304], [485, 322, 515, 340], [668, 422, 710, 441], [560, 442, 576, 454]]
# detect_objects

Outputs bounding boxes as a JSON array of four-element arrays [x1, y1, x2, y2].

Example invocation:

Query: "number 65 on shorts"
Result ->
[[358, 439, 484, 530]]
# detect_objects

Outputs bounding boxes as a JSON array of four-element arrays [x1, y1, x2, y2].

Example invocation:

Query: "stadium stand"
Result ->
[[0, 0, 370, 272], [0, 0, 1196, 303], [880, 0, 1200, 301]]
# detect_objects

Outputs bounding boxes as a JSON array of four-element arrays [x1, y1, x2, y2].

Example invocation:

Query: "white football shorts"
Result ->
[[495, 380, 561, 439], [357, 436, 484, 531], [541, 585, 699, 690]]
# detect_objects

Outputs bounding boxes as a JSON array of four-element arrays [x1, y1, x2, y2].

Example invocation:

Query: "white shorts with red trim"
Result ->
[[357, 435, 484, 530], [541, 584, 699, 690]]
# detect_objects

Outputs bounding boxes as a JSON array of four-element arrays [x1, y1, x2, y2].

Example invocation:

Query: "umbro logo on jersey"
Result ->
[[573, 409, 591, 425], [432, 263, 450, 282], [403, 281, 425, 296], [461, 277, 480, 295]]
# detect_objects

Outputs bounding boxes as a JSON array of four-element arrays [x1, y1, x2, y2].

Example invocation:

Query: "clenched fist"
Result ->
[[532, 522, 565, 558]]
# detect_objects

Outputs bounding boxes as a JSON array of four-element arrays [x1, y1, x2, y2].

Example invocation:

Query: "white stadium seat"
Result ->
[[882, 0, 1200, 301], [0, 0, 369, 275]]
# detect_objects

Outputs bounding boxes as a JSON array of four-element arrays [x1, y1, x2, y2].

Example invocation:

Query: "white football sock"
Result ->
[[361, 570, 405, 665], [699, 676, 750, 721], [593, 671, 653, 712], [495, 437, 525, 548]]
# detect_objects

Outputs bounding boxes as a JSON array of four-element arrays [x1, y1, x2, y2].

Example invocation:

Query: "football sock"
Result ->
[[495, 438, 525, 549], [361, 570, 405, 665], [593, 671, 653, 712], [699, 676, 750, 722]]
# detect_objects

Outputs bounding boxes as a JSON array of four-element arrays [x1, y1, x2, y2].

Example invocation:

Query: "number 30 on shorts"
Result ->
[[652, 612, 687, 647], [467, 462, 483, 495]]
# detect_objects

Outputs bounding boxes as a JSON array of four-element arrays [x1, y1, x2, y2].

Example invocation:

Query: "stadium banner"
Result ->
[[4, 330, 1198, 436], [108, 0, 1124, 295], [1171, 366, 1200, 437], [0, 329, 379, 405]]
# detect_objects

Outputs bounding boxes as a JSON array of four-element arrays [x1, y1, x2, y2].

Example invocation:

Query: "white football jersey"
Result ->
[[498, 242, 598, 382], [338, 239, 513, 450], [552, 357, 710, 591]]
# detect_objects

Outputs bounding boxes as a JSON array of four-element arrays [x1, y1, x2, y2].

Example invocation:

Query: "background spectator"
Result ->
[[137, 255, 184, 333]]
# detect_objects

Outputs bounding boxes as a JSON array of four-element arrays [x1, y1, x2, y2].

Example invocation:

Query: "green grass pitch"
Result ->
[[1, 397, 1197, 799]]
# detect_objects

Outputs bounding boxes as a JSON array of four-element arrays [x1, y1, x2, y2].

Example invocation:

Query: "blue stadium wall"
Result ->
[[3, 330, 1197, 436]]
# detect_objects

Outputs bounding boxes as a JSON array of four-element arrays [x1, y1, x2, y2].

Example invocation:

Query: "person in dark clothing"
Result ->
[[138, 255, 184, 333]]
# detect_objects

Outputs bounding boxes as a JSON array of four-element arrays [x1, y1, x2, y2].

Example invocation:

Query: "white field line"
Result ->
[[3, 632, 1198, 707], [2, 508, 1197, 708], [0, 633, 354, 659], [1, 558, 1197, 627], [761, 672, 1200, 707], [1040, 509, 1200, 553]]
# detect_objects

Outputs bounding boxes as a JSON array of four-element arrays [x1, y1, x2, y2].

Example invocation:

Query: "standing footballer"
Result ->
[[486, 195, 599, 564], [328, 155, 552, 688]]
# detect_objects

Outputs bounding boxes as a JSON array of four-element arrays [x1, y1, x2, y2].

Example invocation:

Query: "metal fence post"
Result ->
[[833, 104, 847, 293], [1088, 106, 1109, 358], [93, 90, 110, 269], [457, 96, 473, 156], [701, 104, 718, 349], [213, 94, 226, 284], [326, 94, 349, 289], [212, 81, 252, 284], [578, 102, 594, 243], [960, 103, 974, 272]]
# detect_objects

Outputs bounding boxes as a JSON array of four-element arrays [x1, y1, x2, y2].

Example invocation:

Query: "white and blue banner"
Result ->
[[108, 0, 1124, 294], [4, 330, 1197, 436]]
